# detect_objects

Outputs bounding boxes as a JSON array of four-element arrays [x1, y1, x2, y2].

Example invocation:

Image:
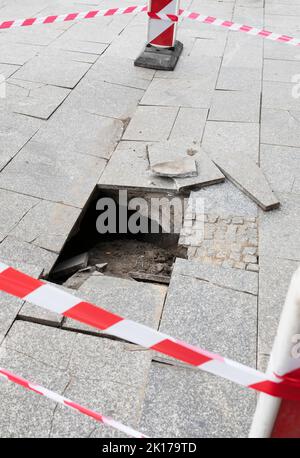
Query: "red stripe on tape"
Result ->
[[104, 8, 118, 16], [151, 339, 212, 366], [63, 301, 123, 330], [64, 400, 103, 422], [1, 369, 43, 396], [204, 16, 216, 24], [84, 11, 98, 19], [65, 13, 79, 22], [43, 15, 58, 24], [0, 21, 14, 29], [124, 6, 137, 14], [0, 268, 43, 298], [22, 18, 36, 26], [222, 20, 234, 27], [240, 25, 253, 32]]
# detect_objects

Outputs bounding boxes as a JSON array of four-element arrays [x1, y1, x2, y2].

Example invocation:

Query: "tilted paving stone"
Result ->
[[11, 200, 81, 254], [259, 193, 300, 260], [123, 106, 178, 142], [258, 256, 300, 363], [34, 108, 123, 160], [0, 320, 152, 437], [202, 121, 260, 163], [189, 35, 227, 58], [98, 141, 176, 192], [155, 55, 221, 81], [63, 274, 167, 334], [190, 181, 258, 219], [0, 140, 106, 208], [0, 236, 57, 275], [216, 66, 262, 91], [206, 149, 280, 211]]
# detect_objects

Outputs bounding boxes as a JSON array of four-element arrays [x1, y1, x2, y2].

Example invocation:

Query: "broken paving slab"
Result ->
[[52, 253, 89, 279], [139, 362, 256, 438], [11, 200, 80, 254], [0, 320, 152, 437], [173, 258, 258, 296], [148, 142, 225, 191], [206, 148, 280, 211], [151, 157, 197, 178], [98, 141, 176, 192], [159, 262, 257, 366], [63, 274, 167, 334]]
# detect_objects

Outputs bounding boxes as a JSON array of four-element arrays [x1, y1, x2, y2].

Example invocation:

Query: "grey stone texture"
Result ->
[[63, 274, 166, 334], [209, 88, 261, 123]]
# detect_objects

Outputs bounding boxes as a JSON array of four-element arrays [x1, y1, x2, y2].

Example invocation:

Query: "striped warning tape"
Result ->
[[1, 4, 300, 48], [0, 262, 300, 400], [0, 367, 147, 437], [0, 5, 147, 30]]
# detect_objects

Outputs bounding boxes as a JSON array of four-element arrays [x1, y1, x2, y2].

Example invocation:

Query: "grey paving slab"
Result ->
[[258, 256, 300, 356], [169, 107, 208, 143], [0, 236, 57, 275], [260, 144, 300, 195], [208, 89, 261, 123], [216, 66, 262, 91], [12, 52, 91, 89], [259, 193, 300, 260], [173, 258, 258, 295], [90, 56, 155, 90], [207, 148, 280, 211], [64, 274, 167, 334], [0, 63, 19, 79], [11, 200, 80, 253], [159, 268, 257, 366], [262, 81, 300, 111], [98, 141, 175, 192], [264, 39, 300, 61], [0, 189, 38, 236], [49, 37, 108, 58], [0, 111, 42, 170], [123, 106, 178, 142], [140, 77, 215, 108], [261, 109, 300, 148], [189, 35, 227, 58], [59, 16, 119, 44], [0, 320, 152, 437], [191, 181, 258, 218], [65, 79, 144, 119], [139, 362, 256, 438], [34, 108, 123, 160], [263, 59, 300, 83], [2, 79, 70, 120], [0, 43, 41, 65], [148, 141, 224, 191], [202, 121, 260, 162], [0, 140, 106, 208]]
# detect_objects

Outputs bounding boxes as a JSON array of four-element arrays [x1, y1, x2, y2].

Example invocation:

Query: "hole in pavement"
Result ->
[[48, 187, 187, 287]]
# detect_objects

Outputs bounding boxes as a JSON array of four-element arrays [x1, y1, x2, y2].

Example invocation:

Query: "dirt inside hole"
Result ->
[[49, 188, 187, 286]]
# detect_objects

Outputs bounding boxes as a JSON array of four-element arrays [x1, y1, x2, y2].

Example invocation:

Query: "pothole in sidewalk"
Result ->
[[48, 187, 187, 288]]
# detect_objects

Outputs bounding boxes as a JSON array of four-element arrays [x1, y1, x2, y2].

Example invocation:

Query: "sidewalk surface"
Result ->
[[0, 0, 299, 437]]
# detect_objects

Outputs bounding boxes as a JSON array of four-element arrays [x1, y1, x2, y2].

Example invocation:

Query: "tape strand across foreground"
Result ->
[[0, 367, 147, 438], [1, 262, 300, 400], [1, 4, 300, 48]]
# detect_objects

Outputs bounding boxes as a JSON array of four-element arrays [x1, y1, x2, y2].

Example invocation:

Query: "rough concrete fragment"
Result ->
[[148, 142, 224, 191], [52, 253, 88, 279], [206, 149, 280, 211], [63, 274, 166, 334], [95, 263, 107, 273], [151, 157, 197, 178]]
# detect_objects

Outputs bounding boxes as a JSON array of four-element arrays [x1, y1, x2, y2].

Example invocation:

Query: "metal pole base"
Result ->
[[134, 41, 183, 71]]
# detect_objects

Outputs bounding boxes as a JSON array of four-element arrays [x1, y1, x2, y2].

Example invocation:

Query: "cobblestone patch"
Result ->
[[180, 214, 259, 272]]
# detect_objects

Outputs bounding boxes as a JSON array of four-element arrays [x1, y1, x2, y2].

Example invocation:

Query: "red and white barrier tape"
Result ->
[[1, 4, 300, 48], [0, 367, 147, 438], [0, 5, 147, 30], [0, 263, 300, 400]]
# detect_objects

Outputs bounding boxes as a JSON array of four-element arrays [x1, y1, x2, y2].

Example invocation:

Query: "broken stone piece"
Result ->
[[151, 157, 197, 178], [52, 252, 89, 278], [95, 263, 108, 272]]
